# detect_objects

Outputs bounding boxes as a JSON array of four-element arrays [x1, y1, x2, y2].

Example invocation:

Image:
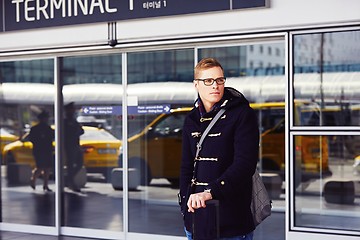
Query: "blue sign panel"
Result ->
[[1, 0, 268, 32], [232, 0, 268, 9], [81, 105, 171, 115], [82, 106, 122, 115], [133, 104, 171, 114]]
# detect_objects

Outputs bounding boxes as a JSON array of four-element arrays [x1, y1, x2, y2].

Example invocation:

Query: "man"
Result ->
[[179, 58, 259, 240], [64, 102, 84, 192]]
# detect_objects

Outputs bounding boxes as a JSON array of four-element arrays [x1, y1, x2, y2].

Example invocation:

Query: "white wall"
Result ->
[[0, 23, 108, 52], [0, 0, 359, 52]]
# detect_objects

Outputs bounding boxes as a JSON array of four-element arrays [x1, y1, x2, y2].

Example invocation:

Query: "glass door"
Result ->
[[289, 28, 360, 239], [60, 54, 124, 237], [0, 58, 56, 228], [198, 40, 286, 240], [125, 49, 195, 237]]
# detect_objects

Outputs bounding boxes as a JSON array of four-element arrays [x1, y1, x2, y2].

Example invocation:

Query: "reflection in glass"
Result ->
[[294, 134, 360, 232], [0, 59, 53, 83], [126, 49, 194, 236], [293, 30, 360, 126], [62, 55, 121, 85], [61, 54, 123, 231], [0, 59, 55, 226], [127, 49, 193, 84], [199, 44, 285, 77], [292, 30, 360, 237], [199, 44, 285, 103]]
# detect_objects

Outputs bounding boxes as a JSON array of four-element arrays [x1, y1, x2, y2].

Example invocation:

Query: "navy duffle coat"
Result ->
[[179, 87, 259, 239]]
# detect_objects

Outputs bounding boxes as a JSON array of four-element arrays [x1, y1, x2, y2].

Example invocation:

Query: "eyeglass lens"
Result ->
[[195, 77, 226, 86], [202, 77, 226, 86]]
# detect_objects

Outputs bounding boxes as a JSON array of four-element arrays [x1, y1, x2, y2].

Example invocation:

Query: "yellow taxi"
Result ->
[[2, 126, 121, 180], [121, 104, 331, 186], [122, 107, 191, 186], [0, 128, 18, 162]]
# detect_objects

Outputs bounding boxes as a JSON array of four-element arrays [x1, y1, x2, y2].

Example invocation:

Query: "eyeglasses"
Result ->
[[195, 77, 226, 86]]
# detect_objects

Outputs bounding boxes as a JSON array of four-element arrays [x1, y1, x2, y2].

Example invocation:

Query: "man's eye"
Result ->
[[204, 79, 213, 84]]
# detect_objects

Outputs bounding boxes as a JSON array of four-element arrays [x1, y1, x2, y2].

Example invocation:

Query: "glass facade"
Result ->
[[291, 29, 360, 236], [60, 54, 123, 231], [293, 31, 360, 127], [126, 49, 194, 236], [293, 134, 360, 232], [0, 59, 55, 226], [0, 27, 359, 240]]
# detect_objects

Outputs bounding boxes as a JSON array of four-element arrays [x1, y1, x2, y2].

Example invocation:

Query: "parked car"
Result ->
[[119, 108, 190, 186], [120, 104, 332, 186], [0, 128, 18, 163], [2, 126, 121, 180]]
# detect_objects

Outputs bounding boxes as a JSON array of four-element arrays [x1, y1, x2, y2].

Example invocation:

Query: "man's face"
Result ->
[[194, 66, 225, 111]]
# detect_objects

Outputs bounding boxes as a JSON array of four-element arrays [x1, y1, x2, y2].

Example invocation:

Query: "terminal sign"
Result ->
[[0, 0, 268, 32]]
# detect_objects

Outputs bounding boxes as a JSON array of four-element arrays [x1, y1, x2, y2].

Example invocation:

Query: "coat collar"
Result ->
[[194, 87, 248, 117]]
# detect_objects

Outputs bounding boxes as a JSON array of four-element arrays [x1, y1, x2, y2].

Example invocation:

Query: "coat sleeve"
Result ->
[[179, 118, 195, 213]]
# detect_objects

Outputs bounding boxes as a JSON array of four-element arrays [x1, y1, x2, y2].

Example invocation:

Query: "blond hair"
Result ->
[[194, 58, 224, 79]]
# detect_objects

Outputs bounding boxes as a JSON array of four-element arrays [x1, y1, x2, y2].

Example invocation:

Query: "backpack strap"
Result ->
[[191, 108, 225, 187], [195, 108, 225, 158]]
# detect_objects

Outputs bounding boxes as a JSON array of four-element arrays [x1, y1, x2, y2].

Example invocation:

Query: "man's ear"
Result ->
[[193, 80, 198, 88]]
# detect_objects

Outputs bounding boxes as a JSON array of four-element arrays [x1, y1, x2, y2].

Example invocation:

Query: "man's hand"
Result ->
[[187, 191, 213, 213]]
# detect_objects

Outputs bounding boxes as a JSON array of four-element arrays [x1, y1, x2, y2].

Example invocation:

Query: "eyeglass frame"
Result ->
[[194, 77, 226, 86]]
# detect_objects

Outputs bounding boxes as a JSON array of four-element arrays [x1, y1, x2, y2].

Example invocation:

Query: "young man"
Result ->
[[179, 58, 259, 240]]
